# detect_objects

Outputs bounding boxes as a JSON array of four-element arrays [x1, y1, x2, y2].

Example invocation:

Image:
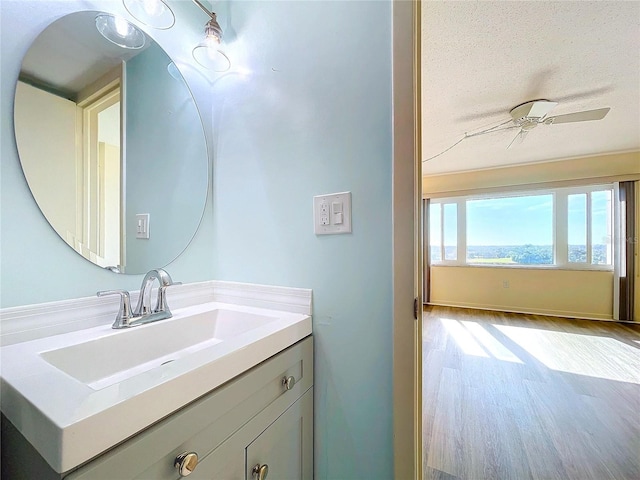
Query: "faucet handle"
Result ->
[[97, 290, 133, 328], [154, 282, 182, 314]]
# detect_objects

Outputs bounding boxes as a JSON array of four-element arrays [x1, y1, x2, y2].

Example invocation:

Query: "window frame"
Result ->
[[428, 200, 463, 264], [428, 184, 614, 271], [557, 184, 613, 270]]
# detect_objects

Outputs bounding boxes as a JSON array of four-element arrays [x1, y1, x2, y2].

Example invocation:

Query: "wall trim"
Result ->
[[392, 0, 421, 478], [210, 281, 313, 315], [423, 151, 640, 197], [425, 149, 640, 179], [427, 301, 614, 322], [0, 280, 312, 346], [424, 174, 640, 200]]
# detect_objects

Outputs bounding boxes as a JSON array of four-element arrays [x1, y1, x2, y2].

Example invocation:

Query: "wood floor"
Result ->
[[422, 306, 640, 480]]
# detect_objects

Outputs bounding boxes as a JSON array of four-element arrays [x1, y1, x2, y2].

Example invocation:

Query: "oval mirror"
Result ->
[[14, 11, 208, 274]]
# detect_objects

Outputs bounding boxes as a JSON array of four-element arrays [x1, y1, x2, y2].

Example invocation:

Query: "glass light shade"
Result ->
[[192, 45, 231, 72], [205, 16, 223, 43], [123, 0, 175, 29], [95, 14, 145, 49]]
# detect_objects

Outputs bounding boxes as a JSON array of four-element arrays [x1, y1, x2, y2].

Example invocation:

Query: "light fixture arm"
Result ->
[[192, 0, 216, 19]]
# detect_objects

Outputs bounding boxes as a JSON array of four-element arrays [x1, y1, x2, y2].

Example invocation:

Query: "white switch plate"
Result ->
[[313, 192, 351, 235], [136, 213, 150, 239]]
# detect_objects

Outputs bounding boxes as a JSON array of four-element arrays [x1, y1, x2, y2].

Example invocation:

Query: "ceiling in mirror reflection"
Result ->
[[20, 12, 149, 99]]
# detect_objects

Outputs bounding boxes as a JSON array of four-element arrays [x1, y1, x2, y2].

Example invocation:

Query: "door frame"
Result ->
[[80, 86, 120, 262], [392, 0, 422, 479]]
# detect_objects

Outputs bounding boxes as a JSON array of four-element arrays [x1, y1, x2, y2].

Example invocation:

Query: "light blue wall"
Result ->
[[0, 1, 216, 307], [210, 2, 393, 478], [1, 1, 395, 478], [124, 43, 208, 273]]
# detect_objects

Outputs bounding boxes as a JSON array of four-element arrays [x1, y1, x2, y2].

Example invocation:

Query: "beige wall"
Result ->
[[430, 266, 614, 320], [424, 154, 639, 321], [15, 82, 79, 241], [423, 151, 640, 198]]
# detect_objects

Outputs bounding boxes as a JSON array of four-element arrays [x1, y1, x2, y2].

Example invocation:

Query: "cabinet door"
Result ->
[[188, 434, 244, 480], [246, 389, 313, 480]]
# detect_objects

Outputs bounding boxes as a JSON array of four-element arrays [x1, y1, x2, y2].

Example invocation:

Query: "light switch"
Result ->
[[136, 213, 150, 239], [313, 192, 351, 235], [331, 202, 344, 224]]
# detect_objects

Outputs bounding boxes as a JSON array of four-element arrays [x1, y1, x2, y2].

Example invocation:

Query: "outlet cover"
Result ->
[[313, 192, 351, 235]]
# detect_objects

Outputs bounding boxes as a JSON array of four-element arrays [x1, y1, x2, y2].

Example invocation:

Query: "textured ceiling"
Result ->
[[421, 1, 640, 175]]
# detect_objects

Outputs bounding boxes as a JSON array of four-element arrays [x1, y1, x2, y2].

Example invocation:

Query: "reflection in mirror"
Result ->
[[14, 11, 208, 274]]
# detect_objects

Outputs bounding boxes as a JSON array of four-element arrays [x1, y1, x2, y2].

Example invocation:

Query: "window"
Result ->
[[568, 193, 587, 263], [591, 190, 612, 265], [429, 203, 441, 263], [443, 203, 458, 260], [429, 202, 457, 262], [428, 185, 613, 269], [466, 194, 553, 265]]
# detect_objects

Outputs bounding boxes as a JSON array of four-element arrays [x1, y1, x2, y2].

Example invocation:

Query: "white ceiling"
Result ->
[[21, 12, 147, 98], [421, 1, 640, 175]]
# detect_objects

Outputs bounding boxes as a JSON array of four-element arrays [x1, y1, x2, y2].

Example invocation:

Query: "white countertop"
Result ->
[[1, 301, 312, 473]]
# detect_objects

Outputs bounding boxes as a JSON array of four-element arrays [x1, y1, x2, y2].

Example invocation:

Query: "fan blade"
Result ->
[[546, 107, 610, 124], [528, 100, 558, 119], [507, 130, 528, 149]]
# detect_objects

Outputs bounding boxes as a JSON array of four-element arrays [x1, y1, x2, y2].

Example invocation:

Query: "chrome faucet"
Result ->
[[97, 268, 181, 329]]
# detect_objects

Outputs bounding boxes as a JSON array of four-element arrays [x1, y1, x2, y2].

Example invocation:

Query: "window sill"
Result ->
[[429, 263, 614, 272]]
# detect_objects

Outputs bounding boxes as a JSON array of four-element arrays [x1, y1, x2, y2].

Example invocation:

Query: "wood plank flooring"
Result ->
[[423, 306, 640, 480]]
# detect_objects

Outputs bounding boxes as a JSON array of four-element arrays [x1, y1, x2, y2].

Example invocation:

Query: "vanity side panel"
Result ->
[[1, 413, 62, 480]]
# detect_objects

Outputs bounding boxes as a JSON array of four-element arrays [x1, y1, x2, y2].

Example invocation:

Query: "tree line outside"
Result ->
[[433, 244, 610, 265]]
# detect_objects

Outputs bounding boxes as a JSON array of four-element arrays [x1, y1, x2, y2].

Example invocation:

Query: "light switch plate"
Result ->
[[313, 192, 352, 235], [136, 213, 150, 239]]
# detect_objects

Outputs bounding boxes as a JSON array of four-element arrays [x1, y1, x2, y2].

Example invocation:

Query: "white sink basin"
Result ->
[[41, 309, 278, 390], [0, 302, 311, 473]]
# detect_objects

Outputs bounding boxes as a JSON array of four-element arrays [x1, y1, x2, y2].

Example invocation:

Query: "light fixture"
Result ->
[[191, 0, 230, 72], [95, 14, 146, 49], [123, 0, 175, 29]]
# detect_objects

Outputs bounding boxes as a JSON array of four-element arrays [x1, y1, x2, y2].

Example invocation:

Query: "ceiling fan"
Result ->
[[424, 99, 611, 163], [506, 99, 610, 148]]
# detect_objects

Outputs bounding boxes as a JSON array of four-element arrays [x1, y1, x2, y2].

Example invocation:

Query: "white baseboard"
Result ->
[[426, 301, 614, 322]]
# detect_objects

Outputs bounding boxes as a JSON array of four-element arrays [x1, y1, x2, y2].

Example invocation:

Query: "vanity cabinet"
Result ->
[[191, 389, 313, 479], [4, 336, 313, 480]]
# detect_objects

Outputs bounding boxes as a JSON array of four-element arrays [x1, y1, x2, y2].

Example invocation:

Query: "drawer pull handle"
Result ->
[[174, 451, 199, 476], [252, 463, 269, 480], [282, 375, 295, 391]]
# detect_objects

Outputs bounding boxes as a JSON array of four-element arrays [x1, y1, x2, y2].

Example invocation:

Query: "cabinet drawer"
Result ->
[[66, 336, 313, 479]]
